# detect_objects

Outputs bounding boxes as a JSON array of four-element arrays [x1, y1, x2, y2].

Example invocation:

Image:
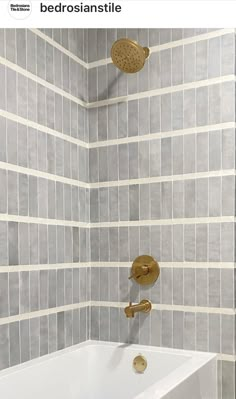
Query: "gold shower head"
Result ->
[[111, 38, 150, 74]]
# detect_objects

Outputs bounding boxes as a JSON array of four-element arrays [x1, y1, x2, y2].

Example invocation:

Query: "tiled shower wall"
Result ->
[[0, 28, 90, 370], [88, 29, 236, 398], [0, 27, 235, 399]]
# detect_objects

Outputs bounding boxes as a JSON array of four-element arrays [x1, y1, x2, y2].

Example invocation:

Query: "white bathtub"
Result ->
[[0, 341, 217, 399]]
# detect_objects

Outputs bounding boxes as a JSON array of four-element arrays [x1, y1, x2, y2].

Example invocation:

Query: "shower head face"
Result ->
[[111, 38, 150, 73]]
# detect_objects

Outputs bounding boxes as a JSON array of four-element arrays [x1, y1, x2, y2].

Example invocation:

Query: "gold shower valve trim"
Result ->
[[129, 255, 160, 285], [111, 38, 150, 74]]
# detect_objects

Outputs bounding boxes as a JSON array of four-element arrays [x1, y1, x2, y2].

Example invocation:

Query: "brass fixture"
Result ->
[[125, 299, 152, 318], [133, 355, 147, 373], [111, 38, 150, 73], [129, 255, 160, 285]]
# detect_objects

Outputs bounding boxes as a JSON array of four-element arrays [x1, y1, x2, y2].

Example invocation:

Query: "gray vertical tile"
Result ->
[[160, 49, 171, 87], [161, 182, 172, 219], [184, 89, 196, 128], [196, 87, 208, 126], [196, 40, 208, 80], [196, 178, 208, 217], [197, 132, 208, 172], [184, 225, 195, 261], [0, 273, 8, 317], [184, 43, 196, 83], [184, 180, 196, 218], [172, 91, 183, 130], [209, 314, 220, 353], [221, 269, 234, 308], [222, 361, 235, 399], [30, 271, 39, 312], [20, 319, 30, 363], [19, 223, 29, 265], [0, 170, 7, 214], [30, 318, 40, 360], [209, 177, 221, 216], [150, 96, 160, 133], [183, 312, 195, 350], [9, 322, 20, 367], [150, 139, 160, 177], [184, 269, 195, 306], [161, 94, 172, 132], [19, 174, 28, 216], [221, 223, 234, 262], [8, 222, 18, 265], [40, 316, 48, 356], [209, 269, 220, 307], [129, 185, 139, 221], [173, 225, 184, 261], [184, 134, 195, 173], [208, 37, 220, 78], [49, 313, 57, 354], [161, 310, 173, 348], [161, 137, 172, 176], [161, 226, 172, 261], [221, 82, 235, 123], [0, 117, 6, 163], [9, 272, 19, 316], [0, 324, 9, 370], [173, 311, 183, 349], [20, 271, 29, 314], [221, 34, 235, 75], [29, 224, 39, 265], [8, 171, 18, 215], [196, 268, 208, 307], [196, 224, 208, 261]]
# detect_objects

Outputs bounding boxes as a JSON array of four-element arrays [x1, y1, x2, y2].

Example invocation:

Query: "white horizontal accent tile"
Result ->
[[91, 216, 235, 228], [0, 56, 87, 108], [90, 170, 236, 189], [87, 28, 235, 69], [89, 122, 236, 148], [0, 214, 89, 228], [0, 302, 90, 326], [89, 262, 235, 269], [88, 75, 236, 108], [0, 263, 89, 273], [0, 161, 89, 189], [0, 109, 88, 149], [29, 29, 88, 68], [91, 301, 236, 315]]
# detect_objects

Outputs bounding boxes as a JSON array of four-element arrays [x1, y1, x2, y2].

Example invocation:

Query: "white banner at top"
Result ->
[[1, 1, 236, 28]]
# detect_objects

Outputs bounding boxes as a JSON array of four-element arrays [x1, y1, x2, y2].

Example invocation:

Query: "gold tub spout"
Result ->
[[124, 300, 152, 318]]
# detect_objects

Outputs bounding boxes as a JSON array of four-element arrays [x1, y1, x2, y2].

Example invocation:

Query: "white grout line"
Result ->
[[90, 170, 236, 189], [88, 262, 235, 269], [0, 302, 90, 326], [218, 354, 236, 362], [0, 214, 89, 228], [0, 214, 234, 229], [0, 261, 233, 273], [1, 107, 234, 152], [0, 56, 87, 108], [87, 75, 236, 108], [91, 216, 235, 228], [29, 29, 88, 69], [1, 51, 235, 110], [89, 122, 236, 148], [0, 161, 89, 189], [0, 263, 90, 273], [0, 109, 89, 149], [32, 28, 233, 71], [91, 301, 236, 316]]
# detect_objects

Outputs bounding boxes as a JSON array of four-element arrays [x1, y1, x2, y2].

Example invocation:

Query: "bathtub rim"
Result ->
[[0, 340, 217, 398]]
